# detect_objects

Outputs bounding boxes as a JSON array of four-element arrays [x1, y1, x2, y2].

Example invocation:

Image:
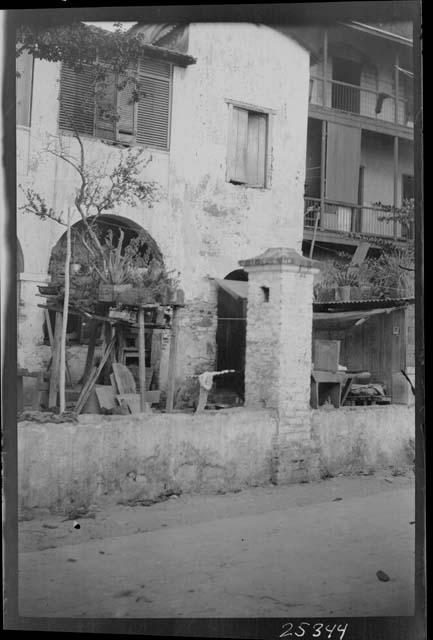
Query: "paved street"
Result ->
[[19, 472, 415, 618]]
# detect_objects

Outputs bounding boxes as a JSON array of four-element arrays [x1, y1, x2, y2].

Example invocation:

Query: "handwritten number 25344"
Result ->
[[279, 622, 348, 639]]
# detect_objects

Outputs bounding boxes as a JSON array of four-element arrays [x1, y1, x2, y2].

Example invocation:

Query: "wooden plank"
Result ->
[[112, 363, 137, 395], [165, 306, 180, 412], [232, 107, 248, 183], [151, 308, 165, 389], [95, 385, 117, 411], [350, 241, 370, 265], [75, 336, 116, 414], [80, 319, 100, 386], [341, 376, 354, 405], [138, 306, 149, 412], [48, 312, 63, 409], [117, 391, 161, 413], [246, 112, 260, 185]]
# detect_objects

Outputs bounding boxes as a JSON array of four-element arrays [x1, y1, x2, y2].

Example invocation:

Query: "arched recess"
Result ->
[[215, 268, 248, 401], [45, 214, 164, 349]]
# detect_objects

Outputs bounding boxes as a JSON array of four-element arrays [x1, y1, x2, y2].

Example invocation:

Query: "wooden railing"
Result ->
[[309, 76, 413, 128], [304, 197, 414, 241]]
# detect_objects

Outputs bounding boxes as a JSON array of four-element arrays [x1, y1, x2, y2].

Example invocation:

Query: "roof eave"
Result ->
[[340, 21, 413, 47], [137, 42, 196, 67]]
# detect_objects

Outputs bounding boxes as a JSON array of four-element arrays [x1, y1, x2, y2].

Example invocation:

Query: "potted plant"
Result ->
[[319, 260, 359, 302]]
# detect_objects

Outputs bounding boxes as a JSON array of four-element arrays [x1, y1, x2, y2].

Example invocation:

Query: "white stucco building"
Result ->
[[16, 22, 311, 402]]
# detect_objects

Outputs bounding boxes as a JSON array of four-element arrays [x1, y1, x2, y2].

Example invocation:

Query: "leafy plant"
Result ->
[[319, 259, 360, 289]]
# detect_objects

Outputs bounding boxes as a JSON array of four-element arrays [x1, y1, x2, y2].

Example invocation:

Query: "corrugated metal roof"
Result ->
[[313, 307, 401, 323], [313, 297, 414, 311]]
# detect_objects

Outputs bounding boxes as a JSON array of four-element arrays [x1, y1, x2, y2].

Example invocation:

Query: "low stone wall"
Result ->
[[18, 409, 277, 513], [311, 405, 415, 477]]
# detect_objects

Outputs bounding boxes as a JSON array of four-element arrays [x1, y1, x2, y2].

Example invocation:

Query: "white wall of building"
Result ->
[[16, 23, 310, 390]]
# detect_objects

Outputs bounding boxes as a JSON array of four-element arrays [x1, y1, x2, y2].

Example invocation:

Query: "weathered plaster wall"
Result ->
[[18, 405, 415, 512], [311, 405, 415, 476], [18, 409, 277, 513], [16, 24, 310, 391]]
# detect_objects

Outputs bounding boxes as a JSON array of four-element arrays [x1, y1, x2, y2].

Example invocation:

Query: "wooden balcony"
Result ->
[[304, 197, 414, 245], [309, 77, 413, 129]]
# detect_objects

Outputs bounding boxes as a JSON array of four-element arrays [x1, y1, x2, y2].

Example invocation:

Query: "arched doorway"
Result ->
[[215, 269, 248, 401], [45, 215, 165, 387]]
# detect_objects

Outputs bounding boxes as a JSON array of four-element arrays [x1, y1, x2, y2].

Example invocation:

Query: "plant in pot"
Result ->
[[90, 228, 180, 304], [318, 260, 359, 302]]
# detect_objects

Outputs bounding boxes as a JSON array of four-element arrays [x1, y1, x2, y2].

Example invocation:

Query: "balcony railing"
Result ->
[[304, 197, 414, 241], [309, 76, 413, 128]]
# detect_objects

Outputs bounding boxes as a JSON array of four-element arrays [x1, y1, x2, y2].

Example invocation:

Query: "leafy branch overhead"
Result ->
[[17, 21, 149, 82]]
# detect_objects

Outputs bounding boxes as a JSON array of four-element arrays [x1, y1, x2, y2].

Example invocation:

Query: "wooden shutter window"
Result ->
[[136, 75, 170, 150], [228, 106, 268, 187], [246, 112, 267, 186], [95, 71, 117, 140], [59, 63, 95, 136], [117, 76, 136, 143], [59, 57, 172, 149], [16, 50, 34, 127]]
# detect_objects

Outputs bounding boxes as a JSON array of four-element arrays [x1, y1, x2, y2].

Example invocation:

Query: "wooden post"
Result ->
[[138, 306, 149, 413], [59, 208, 71, 414], [323, 29, 328, 107], [151, 307, 165, 389], [319, 118, 327, 230], [393, 136, 399, 240], [165, 305, 180, 412], [394, 50, 400, 125], [309, 208, 320, 259], [48, 311, 63, 409]]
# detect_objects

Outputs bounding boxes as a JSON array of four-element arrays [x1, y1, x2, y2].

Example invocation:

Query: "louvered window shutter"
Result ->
[[59, 64, 95, 136], [94, 71, 117, 140], [116, 75, 136, 143], [136, 58, 171, 150]]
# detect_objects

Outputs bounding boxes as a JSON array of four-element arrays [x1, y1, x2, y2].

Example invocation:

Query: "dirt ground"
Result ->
[[18, 470, 415, 618]]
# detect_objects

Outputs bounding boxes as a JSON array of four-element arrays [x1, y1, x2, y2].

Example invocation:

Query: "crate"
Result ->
[[313, 339, 341, 372], [98, 283, 132, 302]]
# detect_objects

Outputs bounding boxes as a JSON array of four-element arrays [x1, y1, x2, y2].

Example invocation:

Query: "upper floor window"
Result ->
[[226, 101, 273, 188], [59, 57, 172, 150], [16, 50, 34, 127]]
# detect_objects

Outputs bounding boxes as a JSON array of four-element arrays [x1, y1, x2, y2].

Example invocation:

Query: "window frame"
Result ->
[[58, 57, 173, 152], [225, 99, 275, 189]]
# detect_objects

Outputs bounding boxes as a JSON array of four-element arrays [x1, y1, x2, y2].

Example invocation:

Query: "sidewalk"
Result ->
[[19, 471, 415, 618]]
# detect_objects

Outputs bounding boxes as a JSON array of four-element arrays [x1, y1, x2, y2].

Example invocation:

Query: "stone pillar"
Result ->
[[239, 248, 321, 483]]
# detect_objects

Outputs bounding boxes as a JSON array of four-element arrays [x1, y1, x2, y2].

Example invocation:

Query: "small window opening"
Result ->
[[261, 286, 270, 302]]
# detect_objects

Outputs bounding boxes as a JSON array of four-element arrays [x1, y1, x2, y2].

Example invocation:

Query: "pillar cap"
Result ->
[[239, 248, 322, 269]]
